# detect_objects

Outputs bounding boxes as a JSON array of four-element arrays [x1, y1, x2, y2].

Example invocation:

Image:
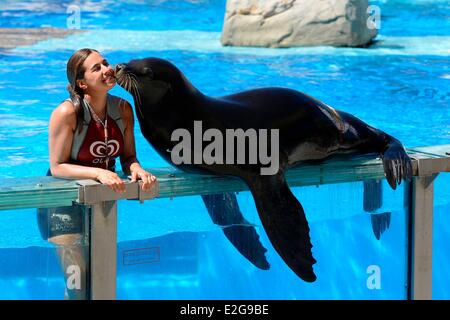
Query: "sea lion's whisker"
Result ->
[[133, 83, 141, 105], [124, 74, 143, 119], [131, 84, 144, 120], [125, 75, 133, 93], [128, 73, 139, 81], [131, 80, 142, 108]]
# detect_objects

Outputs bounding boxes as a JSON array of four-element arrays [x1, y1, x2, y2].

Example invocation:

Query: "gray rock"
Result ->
[[221, 0, 378, 48]]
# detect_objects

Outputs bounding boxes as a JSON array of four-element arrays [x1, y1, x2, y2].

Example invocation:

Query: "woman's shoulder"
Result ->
[[54, 100, 76, 116], [51, 100, 77, 126]]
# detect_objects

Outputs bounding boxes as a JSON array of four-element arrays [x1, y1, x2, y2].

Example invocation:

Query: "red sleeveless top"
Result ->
[[70, 95, 125, 171], [74, 116, 124, 170]]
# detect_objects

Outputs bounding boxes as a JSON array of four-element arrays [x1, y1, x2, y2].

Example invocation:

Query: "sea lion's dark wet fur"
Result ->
[[116, 58, 412, 282]]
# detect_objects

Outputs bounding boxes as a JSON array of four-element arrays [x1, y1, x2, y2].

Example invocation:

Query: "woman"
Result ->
[[37, 48, 156, 299]]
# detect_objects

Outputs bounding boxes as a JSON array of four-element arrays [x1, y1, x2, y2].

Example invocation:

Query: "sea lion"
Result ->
[[115, 57, 412, 282]]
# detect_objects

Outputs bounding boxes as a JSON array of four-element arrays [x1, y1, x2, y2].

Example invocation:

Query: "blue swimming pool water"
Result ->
[[0, 0, 449, 299], [1, 0, 449, 35]]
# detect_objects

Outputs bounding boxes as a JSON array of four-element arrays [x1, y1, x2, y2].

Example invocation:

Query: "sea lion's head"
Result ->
[[115, 58, 198, 116]]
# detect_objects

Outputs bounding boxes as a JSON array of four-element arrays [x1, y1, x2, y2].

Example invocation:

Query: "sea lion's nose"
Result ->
[[115, 64, 126, 73]]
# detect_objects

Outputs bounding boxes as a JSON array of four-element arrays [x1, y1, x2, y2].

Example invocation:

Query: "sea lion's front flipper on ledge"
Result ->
[[381, 143, 413, 190], [245, 173, 317, 282], [201, 192, 270, 270]]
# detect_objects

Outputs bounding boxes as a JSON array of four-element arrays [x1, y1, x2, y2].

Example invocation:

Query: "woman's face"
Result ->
[[78, 51, 116, 94]]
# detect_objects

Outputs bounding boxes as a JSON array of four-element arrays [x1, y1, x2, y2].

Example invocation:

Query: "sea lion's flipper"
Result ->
[[201, 193, 270, 270], [381, 144, 413, 190], [363, 179, 382, 212], [363, 179, 391, 240], [370, 212, 391, 240], [245, 173, 317, 282]]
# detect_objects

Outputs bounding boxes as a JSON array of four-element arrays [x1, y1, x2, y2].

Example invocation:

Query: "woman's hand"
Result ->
[[130, 168, 157, 191], [96, 169, 126, 193]]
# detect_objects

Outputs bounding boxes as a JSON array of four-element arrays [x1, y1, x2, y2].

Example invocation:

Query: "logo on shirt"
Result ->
[[89, 140, 120, 159]]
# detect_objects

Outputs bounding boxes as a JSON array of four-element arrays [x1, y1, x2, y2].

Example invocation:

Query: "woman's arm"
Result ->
[[119, 100, 156, 191], [49, 101, 125, 193]]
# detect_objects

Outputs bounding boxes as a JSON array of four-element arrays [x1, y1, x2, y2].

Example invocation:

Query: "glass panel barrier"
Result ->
[[432, 172, 450, 299], [116, 178, 409, 299], [0, 205, 90, 299]]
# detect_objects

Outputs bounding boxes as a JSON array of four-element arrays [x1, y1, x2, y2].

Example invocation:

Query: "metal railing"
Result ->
[[1, 144, 449, 300]]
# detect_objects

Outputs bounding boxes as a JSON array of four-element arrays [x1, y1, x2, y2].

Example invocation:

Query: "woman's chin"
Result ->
[[104, 80, 116, 89]]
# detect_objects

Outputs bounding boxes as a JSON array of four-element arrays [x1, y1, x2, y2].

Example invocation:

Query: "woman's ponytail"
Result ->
[[67, 83, 85, 132]]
